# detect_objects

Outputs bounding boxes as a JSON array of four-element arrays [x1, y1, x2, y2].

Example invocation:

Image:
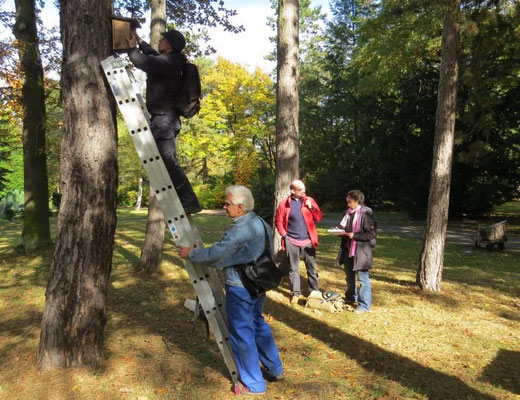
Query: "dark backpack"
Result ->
[[236, 218, 282, 298], [174, 62, 201, 118]]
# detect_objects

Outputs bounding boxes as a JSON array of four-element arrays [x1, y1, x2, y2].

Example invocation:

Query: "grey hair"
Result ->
[[225, 185, 255, 212]]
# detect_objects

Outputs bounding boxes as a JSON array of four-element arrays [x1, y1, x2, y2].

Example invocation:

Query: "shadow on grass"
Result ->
[[370, 273, 416, 287], [105, 273, 231, 381], [480, 349, 520, 395], [0, 310, 42, 364], [265, 298, 495, 400]]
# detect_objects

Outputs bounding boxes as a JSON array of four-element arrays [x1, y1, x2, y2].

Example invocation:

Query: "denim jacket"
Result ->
[[189, 212, 273, 287]]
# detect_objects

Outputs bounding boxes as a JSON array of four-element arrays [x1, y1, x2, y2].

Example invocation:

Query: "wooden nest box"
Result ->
[[110, 15, 141, 51]]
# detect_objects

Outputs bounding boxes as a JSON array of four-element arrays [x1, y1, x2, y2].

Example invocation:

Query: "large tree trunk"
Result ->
[[273, 0, 300, 256], [13, 0, 51, 250], [37, 0, 117, 369], [137, 0, 166, 273], [417, 1, 460, 292]]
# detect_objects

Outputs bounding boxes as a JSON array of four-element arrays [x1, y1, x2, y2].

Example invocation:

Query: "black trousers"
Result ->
[[150, 113, 200, 210]]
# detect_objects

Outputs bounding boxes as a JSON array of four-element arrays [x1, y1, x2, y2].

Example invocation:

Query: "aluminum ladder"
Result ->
[[100, 55, 238, 382]]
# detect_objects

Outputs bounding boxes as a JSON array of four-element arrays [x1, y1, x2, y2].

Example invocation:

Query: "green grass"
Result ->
[[1, 210, 519, 400]]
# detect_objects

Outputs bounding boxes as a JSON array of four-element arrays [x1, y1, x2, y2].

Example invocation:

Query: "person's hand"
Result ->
[[304, 199, 312, 209], [341, 232, 354, 238], [129, 28, 140, 45], [177, 245, 195, 259]]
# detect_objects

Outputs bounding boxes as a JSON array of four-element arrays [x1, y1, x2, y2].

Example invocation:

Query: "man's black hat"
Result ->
[[161, 30, 186, 51]]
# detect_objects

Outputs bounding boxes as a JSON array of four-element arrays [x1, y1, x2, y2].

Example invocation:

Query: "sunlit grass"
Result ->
[[0, 210, 519, 399]]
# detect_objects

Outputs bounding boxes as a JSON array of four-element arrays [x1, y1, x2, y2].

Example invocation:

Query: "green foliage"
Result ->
[[193, 178, 230, 209], [250, 164, 275, 222], [299, 0, 520, 218], [178, 57, 276, 203], [0, 189, 23, 220], [117, 187, 139, 207]]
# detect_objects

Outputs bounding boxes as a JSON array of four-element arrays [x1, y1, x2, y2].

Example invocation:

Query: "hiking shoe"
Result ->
[[261, 367, 285, 382], [232, 381, 265, 396], [290, 295, 300, 305], [266, 372, 285, 382], [184, 204, 202, 215], [354, 307, 369, 314]]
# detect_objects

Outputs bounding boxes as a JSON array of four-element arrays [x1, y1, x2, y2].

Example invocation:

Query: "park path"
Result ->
[[318, 217, 520, 255], [134, 210, 519, 255]]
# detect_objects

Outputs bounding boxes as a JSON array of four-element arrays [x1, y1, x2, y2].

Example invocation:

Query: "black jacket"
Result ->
[[335, 206, 377, 271], [128, 41, 186, 115]]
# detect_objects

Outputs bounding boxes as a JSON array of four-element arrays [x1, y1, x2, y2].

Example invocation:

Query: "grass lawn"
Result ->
[[0, 208, 519, 400]]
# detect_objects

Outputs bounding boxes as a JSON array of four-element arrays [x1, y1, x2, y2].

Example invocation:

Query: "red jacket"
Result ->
[[275, 195, 322, 250]]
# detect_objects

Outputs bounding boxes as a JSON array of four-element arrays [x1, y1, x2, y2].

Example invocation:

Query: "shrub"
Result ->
[[1, 189, 24, 220]]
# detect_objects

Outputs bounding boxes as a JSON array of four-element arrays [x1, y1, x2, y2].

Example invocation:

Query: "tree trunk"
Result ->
[[135, 177, 143, 210], [273, 0, 300, 256], [417, 1, 460, 292], [13, 0, 51, 250], [37, 0, 117, 369], [138, 0, 166, 273], [137, 186, 165, 273]]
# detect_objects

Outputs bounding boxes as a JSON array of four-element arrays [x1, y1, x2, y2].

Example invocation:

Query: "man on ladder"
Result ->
[[127, 27, 201, 214]]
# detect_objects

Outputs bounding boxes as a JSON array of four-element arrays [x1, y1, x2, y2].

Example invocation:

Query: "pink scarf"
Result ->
[[340, 206, 361, 257]]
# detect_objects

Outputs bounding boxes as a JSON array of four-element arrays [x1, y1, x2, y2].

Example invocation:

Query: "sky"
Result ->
[[2, 0, 331, 73]]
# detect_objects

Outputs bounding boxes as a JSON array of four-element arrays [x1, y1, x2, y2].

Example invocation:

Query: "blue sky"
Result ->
[[1, 0, 331, 73]]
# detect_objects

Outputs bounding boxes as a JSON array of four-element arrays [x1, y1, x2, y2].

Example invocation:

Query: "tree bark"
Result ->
[[137, 186, 165, 273], [13, 0, 51, 250], [135, 177, 142, 210], [417, 1, 460, 292], [37, 0, 117, 369], [273, 0, 300, 256], [137, 0, 166, 273]]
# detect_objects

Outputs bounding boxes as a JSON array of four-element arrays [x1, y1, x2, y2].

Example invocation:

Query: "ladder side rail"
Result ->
[[101, 56, 236, 380], [182, 258, 238, 380]]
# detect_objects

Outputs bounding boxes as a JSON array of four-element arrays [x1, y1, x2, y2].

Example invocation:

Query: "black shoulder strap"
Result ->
[[258, 217, 271, 253]]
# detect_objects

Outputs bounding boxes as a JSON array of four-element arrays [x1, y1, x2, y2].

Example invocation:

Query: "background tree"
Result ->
[[136, 0, 167, 274], [12, 0, 51, 249], [38, 0, 117, 369], [417, 0, 461, 292], [273, 0, 300, 255]]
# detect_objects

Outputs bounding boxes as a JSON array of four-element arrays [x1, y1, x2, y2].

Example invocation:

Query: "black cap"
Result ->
[[161, 30, 186, 51]]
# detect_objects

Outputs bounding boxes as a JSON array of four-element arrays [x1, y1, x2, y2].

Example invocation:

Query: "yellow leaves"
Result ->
[[156, 387, 168, 395]]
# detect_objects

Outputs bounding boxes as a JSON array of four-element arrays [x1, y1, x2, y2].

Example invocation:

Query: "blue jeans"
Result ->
[[225, 285, 284, 393], [344, 257, 372, 310]]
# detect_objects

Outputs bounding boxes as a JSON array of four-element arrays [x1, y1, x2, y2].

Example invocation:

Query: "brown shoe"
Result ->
[[290, 295, 300, 305]]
